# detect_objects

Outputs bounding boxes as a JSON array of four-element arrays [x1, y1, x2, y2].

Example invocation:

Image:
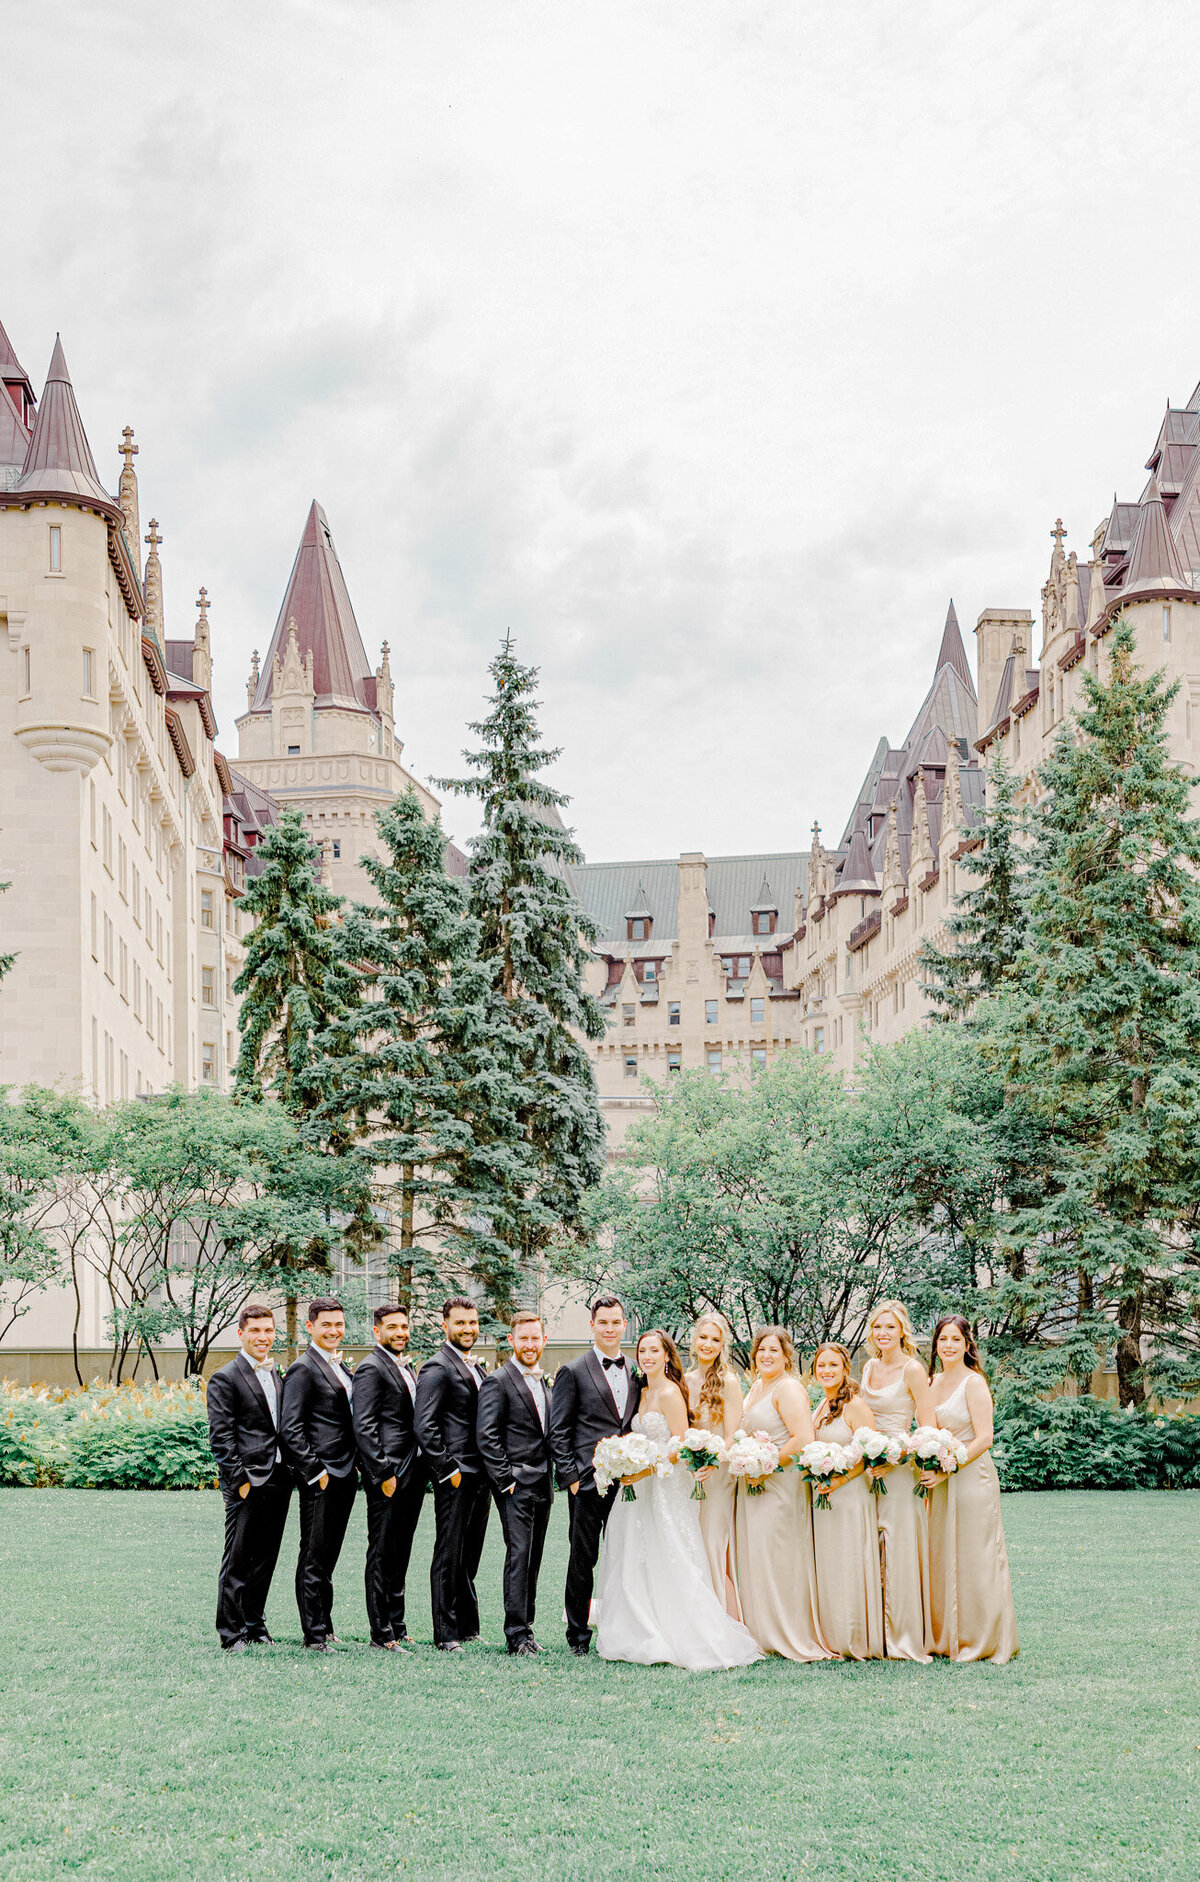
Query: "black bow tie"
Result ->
[[602, 1355, 626, 1371]]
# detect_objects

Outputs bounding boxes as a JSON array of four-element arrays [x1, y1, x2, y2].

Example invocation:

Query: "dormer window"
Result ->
[[751, 910, 776, 936], [628, 917, 648, 941], [624, 883, 653, 943]]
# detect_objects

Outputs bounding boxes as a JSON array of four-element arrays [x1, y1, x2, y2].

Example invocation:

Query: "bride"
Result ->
[[594, 1329, 761, 1671]]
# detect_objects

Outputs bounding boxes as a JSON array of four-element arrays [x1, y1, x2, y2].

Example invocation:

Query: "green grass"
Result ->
[[0, 1491, 1196, 1882]]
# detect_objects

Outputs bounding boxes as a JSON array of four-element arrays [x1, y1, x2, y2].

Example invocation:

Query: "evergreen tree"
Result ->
[[318, 788, 528, 1320], [920, 748, 1027, 1017], [438, 640, 606, 1301], [232, 808, 363, 1354], [0, 876, 15, 990], [997, 619, 1200, 1404]]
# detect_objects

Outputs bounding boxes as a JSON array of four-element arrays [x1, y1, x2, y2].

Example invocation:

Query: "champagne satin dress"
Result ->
[[691, 1401, 742, 1621], [859, 1361, 931, 1662], [928, 1374, 1019, 1664], [733, 1392, 831, 1661], [809, 1412, 884, 1661]]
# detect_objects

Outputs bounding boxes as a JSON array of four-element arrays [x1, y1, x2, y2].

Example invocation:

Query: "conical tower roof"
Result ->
[[833, 825, 879, 898], [624, 881, 653, 920], [252, 500, 374, 712], [751, 873, 778, 912], [16, 337, 117, 512], [1122, 477, 1189, 597], [935, 598, 973, 689]]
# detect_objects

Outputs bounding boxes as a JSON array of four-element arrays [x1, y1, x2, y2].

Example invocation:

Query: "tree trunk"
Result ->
[[1115, 1284, 1145, 1408], [396, 1166, 414, 1312], [285, 1291, 299, 1366]]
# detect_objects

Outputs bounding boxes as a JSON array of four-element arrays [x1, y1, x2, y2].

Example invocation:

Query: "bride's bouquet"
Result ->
[[796, 1440, 857, 1510], [907, 1427, 969, 1501], [855, 1427, 908, 1495], [593, 1432, 672, 1501], [669, 1428, 727, 1501], [725, 1428, 780, 1496]]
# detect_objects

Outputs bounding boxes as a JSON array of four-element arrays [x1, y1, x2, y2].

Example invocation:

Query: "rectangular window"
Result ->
[[103, 916, 114, 981], [156, 914, 164, 964], [119, 940, 129, 1002], [622, 1003, 635, 1027], [201, 1042, 216, 1083], [751, 997, 765, 1026], [287, 744, 300, 756], [156, 997, 164, 1046], [82, 648, 94, 697], [49, 525, 62, 571], [332, 840, 341, 859], [814, 1027, 825, 1054], [133, 963, 141, 1020], [104, 1031, 114, 1103], [90, 894, 98, 960], [630, 918, 646, 940], [705, 1000, 718, 1024], [706, 1049, 722, 1075], [102, 809, 113, 874], [119, 1050, 129, 1101], [624, 1056, 638, 1079], [201, 966, 216, 1007], [21, 646, 30, 695], [667, 1052, 681, 1073], [668, 1001, 680, 1026], [118, 839, 127, 901], [132, 866, 140, 923], [1164, 605, 1172, 642], [642, 961, 656, 982], [751, 1047, 767, 1068], [200, 890, 214, 929], [145, 888, 153, 938], [90, 783, 97, 848]]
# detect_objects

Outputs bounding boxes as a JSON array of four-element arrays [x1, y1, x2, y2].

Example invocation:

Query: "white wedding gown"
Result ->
[[594, 1412, 762, 1670]]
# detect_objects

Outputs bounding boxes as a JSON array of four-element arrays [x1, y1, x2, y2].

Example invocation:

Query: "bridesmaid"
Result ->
[[922, 1316, 1019, 1664], [860, 1299, 933, 1661], [733, 1326, 830, 1661], [684, 1313, 745, 1618], [810, 1343, 884, 1661]]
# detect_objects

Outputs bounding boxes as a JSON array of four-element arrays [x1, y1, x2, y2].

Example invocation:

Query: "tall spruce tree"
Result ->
[[997, 618, 1200, 1404], [920, 749, 1027, 1017], [317, 788, 528, 1318], [233, 808, 363, 1354], [438, 640, 606, 1300]]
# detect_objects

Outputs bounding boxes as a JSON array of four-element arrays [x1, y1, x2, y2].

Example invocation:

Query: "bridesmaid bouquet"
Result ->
[[907, 1427, 969, 1500], [796, 1440, 857, 1510], [856, 1428, 908, 1494], [593, 1432, 671, 1500], [670, 1428, 727, 1501], [725, 1428, 780, 1495]]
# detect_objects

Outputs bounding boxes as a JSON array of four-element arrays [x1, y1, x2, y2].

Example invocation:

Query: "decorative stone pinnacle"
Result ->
[[196, 586, 209, 620], [250, 648, 260, 680], [120, 426, 138, 470], [1051, 517, 1067, 553], [145, 519, 162, 553]]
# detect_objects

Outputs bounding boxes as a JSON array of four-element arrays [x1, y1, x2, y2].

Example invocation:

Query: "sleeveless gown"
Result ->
[[594, 1412, 761, 1670], [689, 1394, 742, 1620], [733, 1393, 831, 1661], [809, 1411, 884, 1660], [928, 1375, 1019, 1664], [859, 1361, 931, 1661]]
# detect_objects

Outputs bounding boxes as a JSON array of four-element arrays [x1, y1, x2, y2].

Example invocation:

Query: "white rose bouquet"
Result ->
[[592, 1431, 671, 1501], [670, 1428, 727, 1501], [855, 1427, 908, 1495], [796, 1439, 857, 1510], [725, 1428, 780, 1496], [907, 1427, 969, 1500]]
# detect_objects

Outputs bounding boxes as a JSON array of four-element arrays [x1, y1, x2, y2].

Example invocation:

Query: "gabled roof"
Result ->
[[251, 500, 375, 713], [751, 874, 778, 912], [16, 337, 119, 514], [1121, 477, 1191, 597]]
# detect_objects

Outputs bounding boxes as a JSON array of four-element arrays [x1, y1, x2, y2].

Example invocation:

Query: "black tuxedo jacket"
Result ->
[[280, 1347, 358, 1483], [206, 1353, 284, 1494], [351, 1346, 422, 1489], [476, 1361, 553, 1497], [414, 1343, 485, 1481], [549, 1350, 638, 1491]]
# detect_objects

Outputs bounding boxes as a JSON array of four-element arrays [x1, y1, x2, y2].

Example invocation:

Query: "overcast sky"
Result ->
[[7, 2, 1200, 861]]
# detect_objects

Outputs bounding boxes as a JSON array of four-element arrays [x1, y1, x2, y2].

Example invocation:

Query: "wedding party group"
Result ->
[[205, 1289, 1019, 1671]]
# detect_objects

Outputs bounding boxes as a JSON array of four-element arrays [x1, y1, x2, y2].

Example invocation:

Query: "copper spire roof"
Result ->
[[834, 825, 879, 897], [16, 336, 118, 513], [935, 598, 973, 689], [1121, 476, 1190, 597], [252, 500, 375, 713]]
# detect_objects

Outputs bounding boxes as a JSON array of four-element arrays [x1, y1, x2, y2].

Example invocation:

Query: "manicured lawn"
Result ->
[[0, 1490, 1196, 1881]]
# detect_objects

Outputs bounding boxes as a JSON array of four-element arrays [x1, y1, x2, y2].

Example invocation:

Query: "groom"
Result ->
[[548, 1294, 637, 1656]]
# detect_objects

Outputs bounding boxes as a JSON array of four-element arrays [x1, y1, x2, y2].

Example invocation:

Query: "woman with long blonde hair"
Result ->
[[859, 1299, 934, 1661], [684, 1313, 745, 1618], [733, 1326, 830, 1661], [809, 1343, 883, 1660]]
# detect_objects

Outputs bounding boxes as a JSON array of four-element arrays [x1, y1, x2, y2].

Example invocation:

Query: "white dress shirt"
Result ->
[[593, 1344, 631, 1417], [311, 1343, 353, 1399], [383, 1345, 417, 1403], [512, 1357, 548, 1429], [238, 1350, 282, 1464]]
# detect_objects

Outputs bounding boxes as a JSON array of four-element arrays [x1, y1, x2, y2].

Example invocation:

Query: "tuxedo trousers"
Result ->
[[216, 1466, 292, 1646], [564, 1482, 618, 1651], [497, 1482, 552, 1649], [429, 1472, 491, 1645], [363, 1469, 427, 1645], [295, 1470, 357, 1645]]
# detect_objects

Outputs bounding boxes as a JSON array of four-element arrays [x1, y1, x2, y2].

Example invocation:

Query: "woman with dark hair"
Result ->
[[733, 1326, 831, 1661], [594, 1330, 760, 1670], [684, 1313, 744, 1618], [809, 1344, 883, 1660], [923, 1316, 1019, 1664]]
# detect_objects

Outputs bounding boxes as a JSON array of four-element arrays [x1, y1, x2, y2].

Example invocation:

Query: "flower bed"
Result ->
[[0, 1380, 217, 1490]]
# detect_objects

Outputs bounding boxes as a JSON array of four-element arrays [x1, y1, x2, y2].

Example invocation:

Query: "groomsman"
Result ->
[[280, 1296, 358, 1652], [549, 1294, 638, 1656], [414, 1297, 490, 1652], [476, 1311, 553, 1656], [351, 1302, 426, 1653], [206, 1303, 291, 1652]]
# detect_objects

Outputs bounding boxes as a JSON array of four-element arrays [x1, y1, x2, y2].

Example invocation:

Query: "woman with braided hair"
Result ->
[[684, 1314, 745, 1618]]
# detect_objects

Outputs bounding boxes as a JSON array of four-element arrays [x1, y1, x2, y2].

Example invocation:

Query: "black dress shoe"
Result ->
[[459, 1633, 480, 1644], [305, 1640, 335, 1653], [570, 1643, 590, 1657], [247, 1631, 275, 1645], [513, 1640, 539, 1657], [222, 1638, 249, 1654], [436, 1641, 463, 1653], [392, 1638, 414, 1654], [369, 1639, 399, 1652]]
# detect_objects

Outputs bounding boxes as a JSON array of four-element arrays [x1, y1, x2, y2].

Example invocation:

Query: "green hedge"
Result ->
[[993, 1391, 1200, 1491], [0, 1381, 217, 1490]]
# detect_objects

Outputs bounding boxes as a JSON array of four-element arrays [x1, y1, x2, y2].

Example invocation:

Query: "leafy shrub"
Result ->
[[0, 1380, 216, 1489], [993, 1390, 1200, 1491]]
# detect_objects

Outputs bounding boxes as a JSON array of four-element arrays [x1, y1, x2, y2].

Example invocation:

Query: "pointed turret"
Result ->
[[16, 337, 118, 513], [935, 599, 973, 689], [834, 825, 878, 899], [118, 427, 141, 551], [143, 519, 164, 646], [252, 500, 374, 712], [1122, 476, 1190, 597]]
